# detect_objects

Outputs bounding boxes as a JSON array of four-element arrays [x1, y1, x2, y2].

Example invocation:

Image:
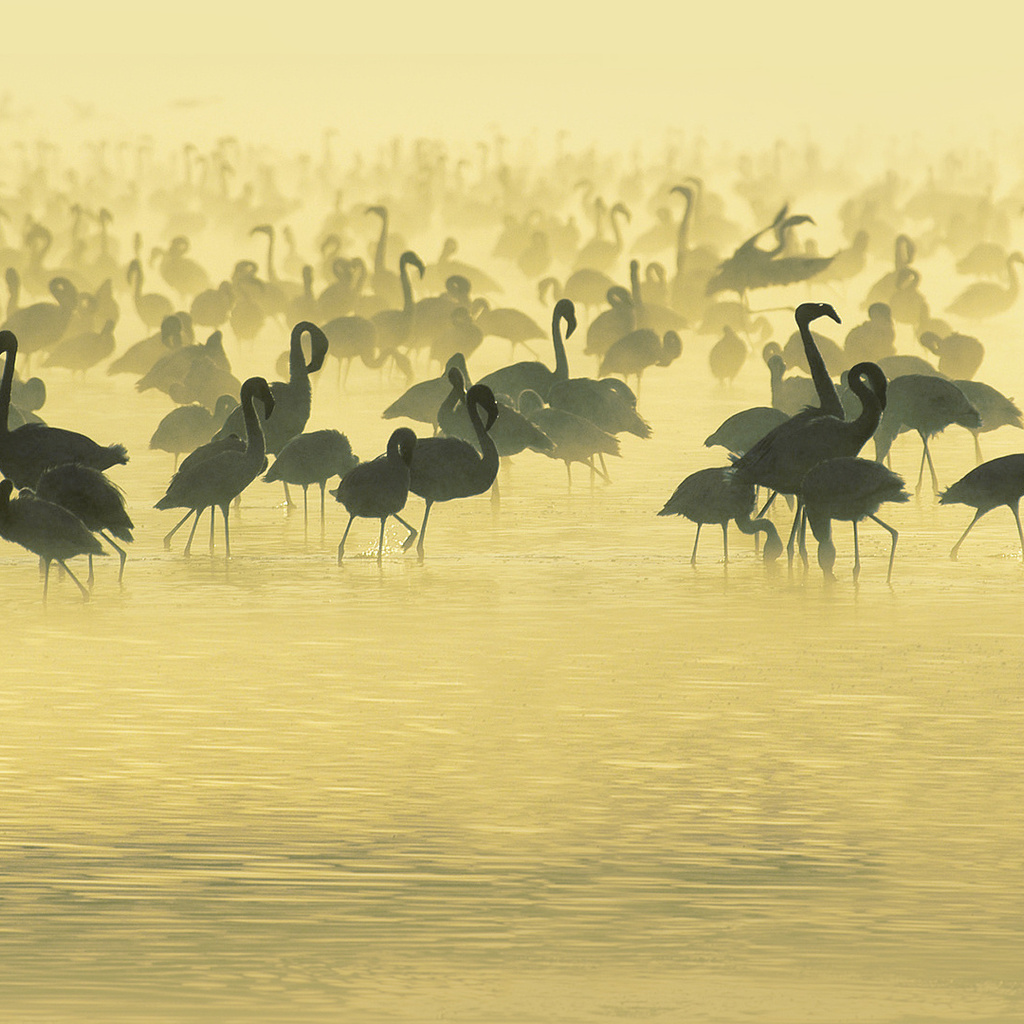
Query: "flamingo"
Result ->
[[332, 426, 417, 564], [658, 467, 783, 565], [0, 478, 104, 602], [0, 330, 128, 489], [154, 377, 274, 558], [34, 463, 134, 583], [407, 379, 500, 560], [264, 429, 359, 539], [802, 456, 910, 583], [940, 454, 1024, 560]]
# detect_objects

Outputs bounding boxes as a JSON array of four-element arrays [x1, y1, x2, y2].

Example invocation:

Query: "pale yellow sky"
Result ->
[[3, 1, 1023, 152]]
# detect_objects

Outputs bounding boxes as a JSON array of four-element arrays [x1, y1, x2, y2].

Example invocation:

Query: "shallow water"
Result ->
[[3, 281, 1024, 1023]]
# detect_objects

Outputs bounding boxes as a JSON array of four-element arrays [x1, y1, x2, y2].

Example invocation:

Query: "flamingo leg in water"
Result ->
[[184, 508, 202, 558], [319, 483, 327, 539], [1012, 500, 1024, 558], [796, 502, 809, 567], [394, 513, 418, 551], [690, 522, 701, 566], [209, 506, 216, 551], [221, 504, 231, 558], [868, 514, 899, 583], [41, 559, 51, 603], [59, 559, 90, 601], [852, 520, 861, 580], [950, 509, 984, 560], [923, 437, 939, 494], [415, 501, 434, 561], [721, 522, 729, 563], [757, 490, 778, 519], [101, 530, 128, 582], [164, 509, 195, 549], [337, 514, 355, 563], [377, 516, 386, 564]]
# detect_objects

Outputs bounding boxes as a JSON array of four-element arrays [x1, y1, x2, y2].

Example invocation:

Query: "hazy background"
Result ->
[[3, 1, 1023, 154]]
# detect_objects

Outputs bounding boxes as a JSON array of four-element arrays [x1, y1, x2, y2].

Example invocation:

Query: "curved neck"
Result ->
[[400, 258, 415, 313], [609, 206, 624, 248], [767, 358, 785, 405], [629, 260, 644, 312], [849, 373, 883, 440], [438, 374, 463, 425], [551, 308, 570, 382], [467, 395, 499, 479], [289, 327, 308, 382], [0, 338, 14, 435], [241, 386, 267, 460], [373, 211, 388, 276], [1007, 255, 1020, 295], [675, 189, 693, 271], [264, 229, 277, 281], [796, 313, 842, 418]]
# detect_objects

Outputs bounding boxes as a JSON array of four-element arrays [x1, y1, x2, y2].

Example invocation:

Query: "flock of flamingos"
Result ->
[[1, 131, 1023, 600]]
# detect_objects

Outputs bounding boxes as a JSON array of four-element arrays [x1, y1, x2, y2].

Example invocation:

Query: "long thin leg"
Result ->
[[972, 430, 984, 466], [815, 519, 837, 581], [209, 505, 216, 551], [721, 522, 729, 564], [1011, 500, 1024, 558], [164, 509, 195, 549], [338, 514, 355, 563], [416, 502, 434, 561], [923, 437, 939, 494], [58, 560, 90, 601], [757, 490, 778, 518], [42, 559, 51, 603], [786, 499, 806, 566], [319, 483, 327, 541], [100, 531, 128, 582], [283, 482, 294, 508], [869, 514, 899, 583], [950, 509, 985, 560], [690, 522, 701, 566], [394, 513, 418, 550], [790, 501, 806, 569], [184, 508, 202, 557], [377, 516, 386, 564], [852, 520, 861, 580], [221, 504, 231, 558], [915, 438, 928, 496], [302, 485, 309, 543], [87, 553, 95, 588]]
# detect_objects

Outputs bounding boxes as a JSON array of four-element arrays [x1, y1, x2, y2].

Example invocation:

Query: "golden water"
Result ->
[[2, 281, 1023, 1020]]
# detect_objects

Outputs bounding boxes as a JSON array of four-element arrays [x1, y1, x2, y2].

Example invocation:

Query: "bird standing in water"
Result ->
[[155, 376, 275, 558], [332, 427, 417, 564], [939, 454, 1024, 560], [802, 456, 910, 583], [0, 478, 105, 601], [408, 377, 500, 560]]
